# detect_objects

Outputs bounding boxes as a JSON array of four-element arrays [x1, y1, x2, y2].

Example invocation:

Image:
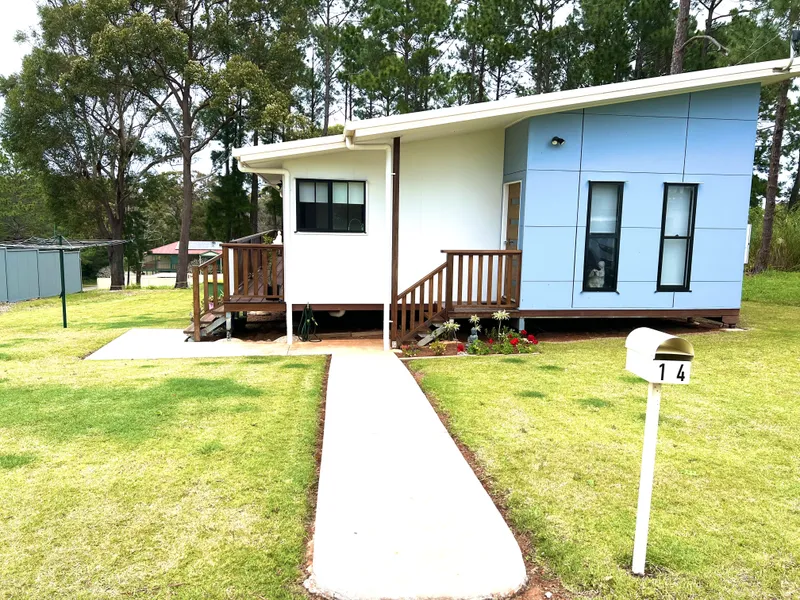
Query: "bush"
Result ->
[[748, 205, 800, 271], [430, 340, 447, 356]]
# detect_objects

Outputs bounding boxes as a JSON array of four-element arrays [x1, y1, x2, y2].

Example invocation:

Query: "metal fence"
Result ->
[[0, 248, 82, 303]]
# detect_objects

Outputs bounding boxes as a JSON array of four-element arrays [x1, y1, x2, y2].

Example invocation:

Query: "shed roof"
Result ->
[[148, 241, 222, 256], [234, 58, 800, 170]]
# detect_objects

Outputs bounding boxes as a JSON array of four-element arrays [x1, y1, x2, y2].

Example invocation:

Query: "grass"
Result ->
[[742, 270, 800, 305], [409, 273, 800, 600], [0, 289, 325, 599]]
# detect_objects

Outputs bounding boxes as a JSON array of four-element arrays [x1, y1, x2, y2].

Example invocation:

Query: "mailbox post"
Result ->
[[624, 328, 694, 576]]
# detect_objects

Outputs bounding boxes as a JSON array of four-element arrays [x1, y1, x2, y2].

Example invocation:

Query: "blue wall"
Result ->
[[508, 84, 759, 312]]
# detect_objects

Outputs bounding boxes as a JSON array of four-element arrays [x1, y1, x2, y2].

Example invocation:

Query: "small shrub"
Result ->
[[441, 319, 460, 340], [467, 339, 491, 355], [430, 340, 447, 356], [400, 344, 419, 357]]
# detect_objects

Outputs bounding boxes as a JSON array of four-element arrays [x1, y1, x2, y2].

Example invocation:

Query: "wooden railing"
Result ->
[[443, 250, 521, 312], [192, 253, 224, 342], [222, 243, 284, 302], [395, 262, 447, 343], [393, 249, 522, 343]]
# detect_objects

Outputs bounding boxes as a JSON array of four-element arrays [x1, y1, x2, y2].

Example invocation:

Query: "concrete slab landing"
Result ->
[[307, 352, 526, 600]]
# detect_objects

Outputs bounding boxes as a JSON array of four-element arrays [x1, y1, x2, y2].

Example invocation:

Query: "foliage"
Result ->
[[441, 318, 461, 341], [400, 343, 419, 357], [0, 289, 325, 597], [410, 273, 800, 599], [430, 340, 447, 355], [743, 270, 800, 304], [748, 205, 800, 271]]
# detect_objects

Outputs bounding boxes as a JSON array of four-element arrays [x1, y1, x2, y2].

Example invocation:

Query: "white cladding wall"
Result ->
[[283, 129, 505, 304], [284, 150, 387, 305], [398, 129, 505, 290]]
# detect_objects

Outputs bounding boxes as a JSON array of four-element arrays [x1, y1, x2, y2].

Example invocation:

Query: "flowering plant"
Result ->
[[442, 318, 460, 340], [510, 337, 519, 347], [457, 342, 466, 353], [400, 344, 418, 357]]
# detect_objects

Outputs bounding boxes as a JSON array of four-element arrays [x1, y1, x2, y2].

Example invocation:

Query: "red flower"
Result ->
[[520, 329, 528, 336], [488, 338, 494, 345], [510, 337, 519, 346], [533, 338, 539, 345], [457, 343, 465, 352], [527, 334, 535, 342]]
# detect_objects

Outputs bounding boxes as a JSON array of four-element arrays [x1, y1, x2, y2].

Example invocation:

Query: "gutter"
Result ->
[[236, 164, 295, 347], [344, 133, 394, 351]]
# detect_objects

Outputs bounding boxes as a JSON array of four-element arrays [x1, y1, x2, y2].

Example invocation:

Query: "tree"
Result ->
[[579, 0, 632, 85], [1, 1, 167, 289], [749, 0, 800, 272], [0, 152, 50, 240], [94, 0, 264, 287], [670, 0, 691, 74], [358, 0, 454, 114]]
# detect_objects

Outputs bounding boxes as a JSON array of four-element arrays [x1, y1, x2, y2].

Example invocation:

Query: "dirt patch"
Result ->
[[408, 367, 574, 600]]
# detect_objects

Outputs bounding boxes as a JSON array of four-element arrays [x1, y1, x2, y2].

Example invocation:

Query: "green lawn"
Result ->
[[0, 290, 325, 599], [409, 275, 800, 600]]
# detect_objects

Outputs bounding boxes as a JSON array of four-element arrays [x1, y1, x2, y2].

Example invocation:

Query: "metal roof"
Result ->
[[234, 58, 800, 170]]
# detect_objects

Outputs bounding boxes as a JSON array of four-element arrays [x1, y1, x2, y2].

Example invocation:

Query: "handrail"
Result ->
[[229, 230, 278, 244], [397, 262, 446, 299], [191, 253, 224, 341], [441, 249, 522, 255], [221, 242, 283, 249]]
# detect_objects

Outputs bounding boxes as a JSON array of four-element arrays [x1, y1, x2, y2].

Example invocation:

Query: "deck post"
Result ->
[[225, 311, 232, 341]]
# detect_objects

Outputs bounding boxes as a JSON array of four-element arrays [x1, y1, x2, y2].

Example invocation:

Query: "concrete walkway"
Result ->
[[85, 328, 381, 360], [308, 352, 526, 599]]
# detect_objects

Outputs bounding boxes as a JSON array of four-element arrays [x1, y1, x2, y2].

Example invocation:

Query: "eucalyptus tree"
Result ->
[[94, 0, 265, 287], [0, 0, 168, 289]]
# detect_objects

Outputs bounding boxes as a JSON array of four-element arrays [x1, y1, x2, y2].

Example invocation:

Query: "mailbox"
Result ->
[[625, 327, 694, 385]]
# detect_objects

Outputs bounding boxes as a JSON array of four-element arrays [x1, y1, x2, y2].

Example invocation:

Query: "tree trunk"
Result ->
[[753, 79, 791, 273], [671, 0, 691, 74], [250, 131, 259, 233], [109, 217, 125, 290], [788, 157, 800, 211], [176, 99, 193, 289]]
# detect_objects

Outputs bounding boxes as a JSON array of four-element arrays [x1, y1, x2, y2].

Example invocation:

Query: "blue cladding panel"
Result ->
[[572, 281, 674, 309], [504, 120, 528, 175], [521, 226, 576, 281], [524, 171, 580, 227], [527, 113, 583, 171], [689, 84, 760, 120], [585, 94, 689, 118], [690, 229, 746, 282], [617, 228, 662, 282], [684, 118, 757, 175], [0, 249, 6, 302], [673, 281, 742, 309], [6, 250, 39, 302], [692, 175, 751, 229], [582, 114, 687, 173], [521, 281, 574, 309], [38, 251, 62, 298]]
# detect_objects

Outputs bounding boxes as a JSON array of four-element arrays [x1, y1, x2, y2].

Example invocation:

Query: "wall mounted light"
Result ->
[[551, 136, 565, 146]]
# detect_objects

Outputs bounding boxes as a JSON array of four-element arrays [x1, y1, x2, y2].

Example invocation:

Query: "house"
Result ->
[[144, 241, 222, 273], [189, 59, 800, 349]]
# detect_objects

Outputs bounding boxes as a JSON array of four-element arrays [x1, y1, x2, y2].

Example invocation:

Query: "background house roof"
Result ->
[[234, 58, 800, 170], [148, 241, 222, 256]]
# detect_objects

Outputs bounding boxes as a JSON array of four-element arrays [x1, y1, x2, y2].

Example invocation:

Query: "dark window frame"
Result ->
[[656, 183, 698, 292], [296, 178, 367, 233], [582, 181, 624, 293]]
